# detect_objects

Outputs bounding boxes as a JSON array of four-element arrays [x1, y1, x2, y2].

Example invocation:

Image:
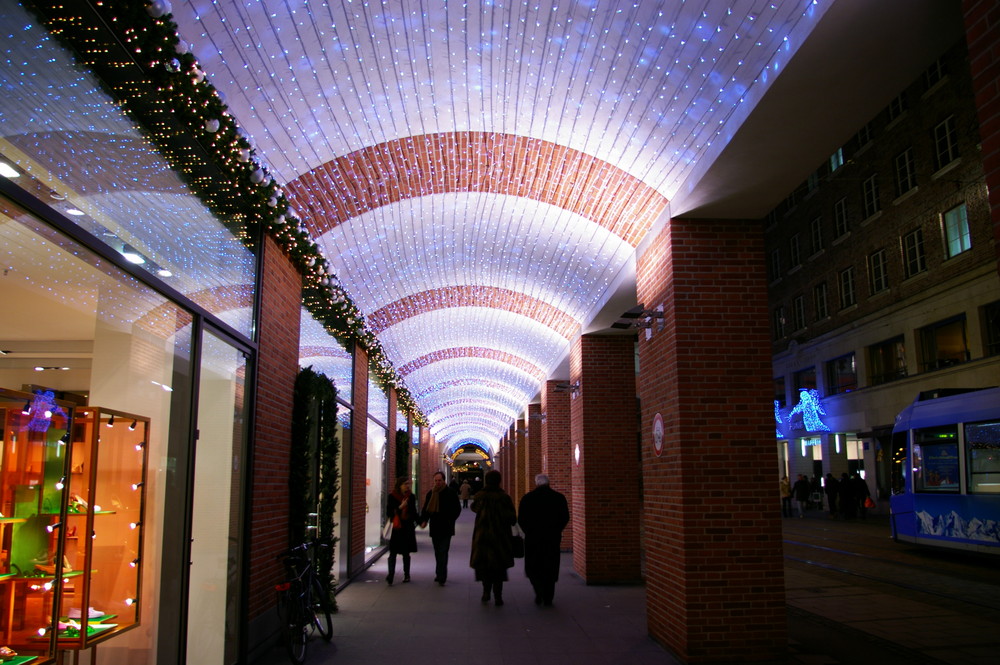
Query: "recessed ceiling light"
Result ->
[[0, 161, 19, 178], [157, 268, 173, 277], [66, 208, 85, 216], [120, 245, 146, 265]]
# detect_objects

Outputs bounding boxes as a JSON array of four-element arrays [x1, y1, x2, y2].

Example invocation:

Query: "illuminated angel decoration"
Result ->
[[26, 390, 69, 433], [787, 389, 831, 432]]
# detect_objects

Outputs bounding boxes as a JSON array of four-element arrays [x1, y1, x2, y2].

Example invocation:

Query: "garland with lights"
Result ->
[[27, 0, 424, 423]]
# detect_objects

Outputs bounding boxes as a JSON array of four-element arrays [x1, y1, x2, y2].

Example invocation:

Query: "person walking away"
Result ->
[[792, 474, 811, 518], [470, 470, 517, 606], [824, 473, 839, 517], [838, 472, 856, 520], [517, 473, 569, 606], [810, 475, 823, 510], [779, 476, 792, 518], [385, 477, 418, 585], [853, 473, 872, 520], [459, 479, 472, 508], [420, 471, 462, 585]]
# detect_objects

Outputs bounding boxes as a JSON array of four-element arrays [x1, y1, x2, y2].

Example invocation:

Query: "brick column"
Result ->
[[569, 334, 641, 583], [636, 217, 785, 661], [514, 418, 527, 500], [348, 344, 369, 577], [963, 0, 1000, 265], [525, 404, 543, 490], [541, 380, 573, 550]]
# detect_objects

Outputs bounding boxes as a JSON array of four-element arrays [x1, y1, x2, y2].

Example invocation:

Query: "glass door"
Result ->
[[186, 328, 249, 665]]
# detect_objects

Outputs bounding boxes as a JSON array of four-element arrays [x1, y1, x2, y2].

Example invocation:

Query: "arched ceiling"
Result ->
[[168, 0, 958, 454]]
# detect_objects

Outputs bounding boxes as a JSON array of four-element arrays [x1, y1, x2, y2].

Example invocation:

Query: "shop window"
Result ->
[[825, 353, 857, 395], [912, 426, 960, 492], [918, 315, 968, 372], [942, 203, 971, 258], [868, 335, 907, 385], [966, 420, 1000, 494]]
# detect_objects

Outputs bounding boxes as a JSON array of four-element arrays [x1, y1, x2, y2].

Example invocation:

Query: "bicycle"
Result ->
[[275, 540, 333, 664]]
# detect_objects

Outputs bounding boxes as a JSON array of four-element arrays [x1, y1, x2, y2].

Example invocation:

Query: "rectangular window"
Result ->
[[924, 57, 945, 89], [862, 174, 880, 218], [984, 300, 1000, 357], [789, 234, 801, 267], [769, 248, 781, 281], [825, 353, 857, 395], [888, 93, 906, 123], [807, 171, 819, 193], [967, 419, 1000, 494], [773, 307, 786, 340], [839, 267, 856, 308], [830, 147, 844, 172], [834, 197, 849, 237], [868, 335, 907, 385], [918, 315, 968, 372], [894, 148, 916, 196], [810, 217, 823, 254], [793, 367, 816, 393], [814, 282, 828, 320], [942, 203, 971, 258], [856, 121, 873, 146], [868, 248, 888, 294], [793, 295, 806, 331], [903, 228, 926, 278], [773, 377, 786, 408], [913, 426, 960, 492], [933, 115, 959, 170]]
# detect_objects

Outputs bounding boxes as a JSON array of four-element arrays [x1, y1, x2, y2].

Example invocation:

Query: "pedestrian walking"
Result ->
[[385, 477, 418, 585], [420, 471, 462, 585], [517, 474, 569, 606], [470, 470, 517, 606]]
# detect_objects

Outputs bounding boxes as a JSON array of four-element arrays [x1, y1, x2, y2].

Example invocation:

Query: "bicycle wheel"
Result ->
[[285, 600, 308, 664], [310, 575, 334, 641]]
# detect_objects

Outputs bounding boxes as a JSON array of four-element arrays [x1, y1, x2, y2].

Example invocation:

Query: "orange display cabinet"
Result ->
[[0, 386, 66, 665], [49, 406, 148, 651]]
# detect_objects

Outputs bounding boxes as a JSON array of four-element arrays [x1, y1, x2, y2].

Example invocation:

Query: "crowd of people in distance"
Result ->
[[384, 469, 569, 607], [781, 471, 872, 520]]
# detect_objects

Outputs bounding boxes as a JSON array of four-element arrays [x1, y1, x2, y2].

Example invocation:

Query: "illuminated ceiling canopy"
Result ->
[[168, 0, 956, 453]]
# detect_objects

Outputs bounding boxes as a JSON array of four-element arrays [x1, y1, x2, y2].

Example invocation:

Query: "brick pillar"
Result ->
[[963, 0, 1000, 265], [525, 404, 543, 490], [541, 380, 573, 550], [348, 344, 369, 576], [248, 236, 301, 621], [419, 429, 436, 494], [569, 334, 641, 583], [636, 217, 785, 662], [514, 418, 527, 500]]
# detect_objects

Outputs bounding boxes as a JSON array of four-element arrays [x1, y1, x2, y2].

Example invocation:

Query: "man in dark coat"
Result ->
[[420, 471, 462, 585], [517, 473, 569, 606]]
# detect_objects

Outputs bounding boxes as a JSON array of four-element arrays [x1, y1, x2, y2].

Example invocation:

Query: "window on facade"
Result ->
[[774, 377, 786, 408], [933, 115, 959, 170], [793, 295, 806, 331], [833, 197, 849, 237], [888, 93, 906, 122], [942, 203, 971, 258], [856, 121, 873, 146], [862, 174, 880, 218], [966, 420, 1000, 494], [773, 307, 786, 340], [924, 57, 945, 90], [868, 248, 888, 294], [789, 234, 801, 267], [839, 267, 856, 308], [894, 148, 916, 196], [918, 315, 968, 372], [813, 282, 828, 320], [903, 228, 926, 278], [810, 217, 823, 254], [769, 248, 781, 281], [806, 171, 819, 193], [868, 336, 907, 385], [984, 300, 1000, 357], [913, 426, 960, 492], [793, 367, 816, 393], [830, 147, 844, 172], [825, 353, 857, 395]]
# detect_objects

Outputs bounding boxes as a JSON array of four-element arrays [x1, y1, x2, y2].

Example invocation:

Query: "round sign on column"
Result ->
[[652, 412, 664, 457]]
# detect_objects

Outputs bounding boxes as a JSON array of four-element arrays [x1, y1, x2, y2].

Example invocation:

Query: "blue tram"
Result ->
[[889, 386, 1000, 553]]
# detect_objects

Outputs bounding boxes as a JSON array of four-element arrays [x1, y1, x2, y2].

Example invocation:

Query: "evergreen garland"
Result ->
[[395, 429, 410, 482]]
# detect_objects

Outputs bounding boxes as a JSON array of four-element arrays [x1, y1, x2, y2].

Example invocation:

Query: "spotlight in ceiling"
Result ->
[[120, 245, 146, 265]]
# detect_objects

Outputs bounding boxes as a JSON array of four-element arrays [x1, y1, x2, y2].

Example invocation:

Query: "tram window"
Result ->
[[966, 420, 1000, 494], [912, 425, 960, 492]]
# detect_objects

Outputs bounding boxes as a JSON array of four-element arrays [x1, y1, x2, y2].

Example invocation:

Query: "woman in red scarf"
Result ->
[[385, 477, 418, 585]]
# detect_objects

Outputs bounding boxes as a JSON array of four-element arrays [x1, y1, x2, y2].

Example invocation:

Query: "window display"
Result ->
[[0, 387, 148, 660]]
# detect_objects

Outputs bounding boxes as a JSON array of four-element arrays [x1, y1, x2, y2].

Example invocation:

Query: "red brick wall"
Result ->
[[349, 345, 369, 576], [248, 236, 302, 620], [636, 218, 786, 662], [526, 404, 543, 490], [963, 0, 1000, 266], [569, 334, 641, 583], [541, 381, 573, 550]]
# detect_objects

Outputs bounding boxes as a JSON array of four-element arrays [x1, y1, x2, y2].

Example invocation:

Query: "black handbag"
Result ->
[[511, 525, 525, 558]]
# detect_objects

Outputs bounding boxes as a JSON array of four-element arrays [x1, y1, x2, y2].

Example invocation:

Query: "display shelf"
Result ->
[[0, 656, 38, 664]]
